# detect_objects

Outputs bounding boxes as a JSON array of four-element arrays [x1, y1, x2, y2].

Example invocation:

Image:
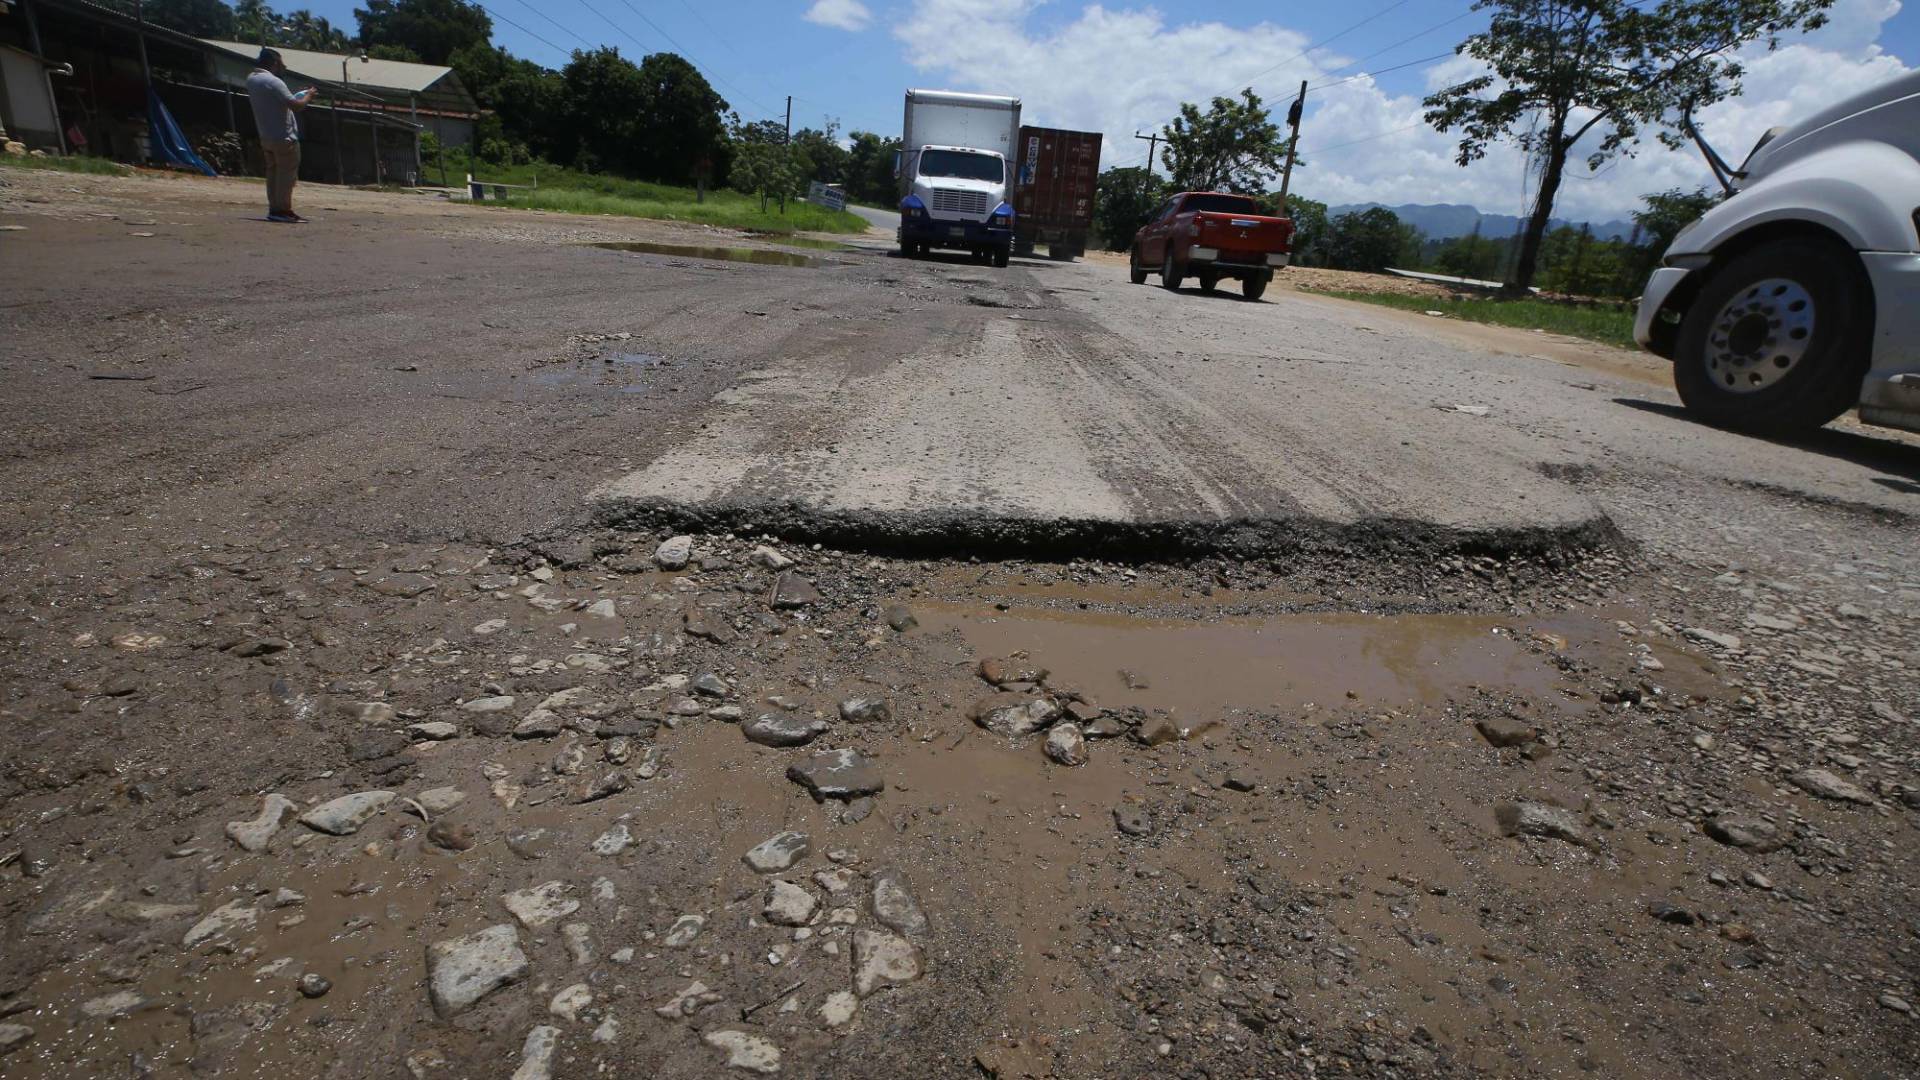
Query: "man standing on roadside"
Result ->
[[246, 48, 316, 223]]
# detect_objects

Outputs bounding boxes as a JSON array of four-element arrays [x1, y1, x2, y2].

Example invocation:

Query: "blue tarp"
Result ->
[[146, 86, 215, 176]]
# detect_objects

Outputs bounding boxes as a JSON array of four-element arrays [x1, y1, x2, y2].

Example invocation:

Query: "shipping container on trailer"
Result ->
[[1012, 126, 1102, 260]]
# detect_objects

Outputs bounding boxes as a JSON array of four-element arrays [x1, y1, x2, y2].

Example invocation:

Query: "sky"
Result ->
[[300, 0, 1917, 220]]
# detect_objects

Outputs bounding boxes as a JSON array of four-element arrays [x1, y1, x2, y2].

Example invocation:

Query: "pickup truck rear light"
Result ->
[[1186, 221, 1200, 238]]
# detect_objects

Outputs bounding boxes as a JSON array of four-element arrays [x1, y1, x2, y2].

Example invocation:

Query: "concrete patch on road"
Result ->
[[593, 307, 1615, 561]]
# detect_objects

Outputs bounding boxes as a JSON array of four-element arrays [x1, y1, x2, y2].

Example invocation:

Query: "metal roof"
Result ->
[[201, 39, 478, 115]]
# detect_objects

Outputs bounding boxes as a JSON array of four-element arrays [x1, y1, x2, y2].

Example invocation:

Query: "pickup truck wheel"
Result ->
[[1161, 251, 1184, 292], [1128, 249, 1148, 285], [1672, 239, 1870, 435], [1242, 275, 1268, 301]]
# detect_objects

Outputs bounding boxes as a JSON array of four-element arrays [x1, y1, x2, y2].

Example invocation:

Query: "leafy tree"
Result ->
[[1160, 89, 1286, 194], [144, 0, 237, 37], [792, 121, 849, 185], [278, 10, 352, 51], [354, 0, 491, 65], [553, 47, 648, 174], [629, 52, 728, 186], [1432, 222, 1505, 280], [1424, 0, 1834, 293], [452, 43, 559, 160], [1322, 207, 1420, 273], [1622, 184, 1719, 285], [842, 131, 901, 205], [367, 43, 422, 62], [1093, 166, 1165, 251]]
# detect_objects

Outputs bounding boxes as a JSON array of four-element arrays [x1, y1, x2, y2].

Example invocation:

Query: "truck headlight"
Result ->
[[989, 202, 1014, 226]]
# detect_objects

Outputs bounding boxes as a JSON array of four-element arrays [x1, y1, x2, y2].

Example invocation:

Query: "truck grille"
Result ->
[[930, 188, 991, 215]]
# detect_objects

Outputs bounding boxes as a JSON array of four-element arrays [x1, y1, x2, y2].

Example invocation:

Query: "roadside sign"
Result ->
[[807, 181, 847, 212]]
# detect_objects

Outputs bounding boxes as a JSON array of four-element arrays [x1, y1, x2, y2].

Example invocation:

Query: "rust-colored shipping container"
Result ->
[[1012, 126, 1101, 260]]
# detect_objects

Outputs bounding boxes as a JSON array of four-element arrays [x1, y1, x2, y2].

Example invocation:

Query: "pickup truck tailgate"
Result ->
[[1195, 212, 1293, 261]]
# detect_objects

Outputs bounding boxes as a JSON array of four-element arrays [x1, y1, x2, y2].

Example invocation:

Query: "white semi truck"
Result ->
[[897, 89, 1020, 267]]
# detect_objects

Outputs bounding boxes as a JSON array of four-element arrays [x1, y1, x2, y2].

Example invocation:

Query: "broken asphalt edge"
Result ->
[[589, 495, 1629, 568]]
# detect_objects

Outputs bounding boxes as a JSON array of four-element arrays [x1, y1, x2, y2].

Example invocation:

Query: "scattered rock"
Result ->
[[502, 882, 580, 929], [656, 980, 721, 1019], [81, 990, 154, 1020], [1131, 714, 1183, 746], [769, 573, 822, 608], [704, 1029, 781, 1073], [299, 791, 395, 835], [742, 712, 829, 747], [562, 922, 594, 965], [227, 637, 292, 658], [184, 899, 258, 948], [692, 672, 731, 697], [583, 598, 618, 619], [1495, 801, 1587, 845], [978, 657, 1048, 687], [408, 721, 459, 741], [1648, 900, 1696, 925], [298, 972, 332, 998], [870, 872, 928, 937], [1790, 768, 1873, 804], [787, 749, 884, 801], [818, 990, 859, 1029], [568, 771, 630, 803], [590, 823, 634, 856], [1113, 805, 1151, 837], [654, 536, 694, 570], [883, 604, 918, 632], [1705, 814, 1787, 853], [765, 880, 819, 926], [416, 786, 466, 815], [461, 695, 517, 713], [512, 1025, 559, 1080], [1475, 714, 1537, 748], [549, 984, 592, 1022], [427, 820, 476, 851], [1682, 627, 1743, 651], [225, 794, 298, 852], [664, 914, 705, 947], [1880, 993, 1913, 1015], [744, 831, 810, 872], [748, 545, 795, 570], [1222, 774, 1257, 793], [839, 696, 892, 724], [853, 929, 924, 997], [972, 695, 1060, 737], [0, 1024, 32, 1054], [426, 924, 529, 1018], [1044, 723, 1089, 766]]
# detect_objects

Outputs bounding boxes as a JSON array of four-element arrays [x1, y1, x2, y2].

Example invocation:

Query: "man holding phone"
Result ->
[[246, 48, 317, 223]]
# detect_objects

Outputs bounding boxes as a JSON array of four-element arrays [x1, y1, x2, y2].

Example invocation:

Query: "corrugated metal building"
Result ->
[[0, 0, 479, 185]]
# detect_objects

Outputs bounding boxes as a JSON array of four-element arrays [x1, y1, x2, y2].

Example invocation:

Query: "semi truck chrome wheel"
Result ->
[[1703, 277, 1814, 393], [1673, 238, 1870, 435]]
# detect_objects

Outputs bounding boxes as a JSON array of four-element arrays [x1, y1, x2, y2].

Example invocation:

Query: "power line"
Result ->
[[474, 3, 575, 60], [611, 0, 780, 117], [1221, 0, 1415, 99], [502, 0, 593, 49], [1309, 50, 1459, 92]]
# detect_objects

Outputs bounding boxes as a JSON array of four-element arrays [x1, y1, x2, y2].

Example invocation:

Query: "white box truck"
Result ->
[[897, 89, 1021, 267]]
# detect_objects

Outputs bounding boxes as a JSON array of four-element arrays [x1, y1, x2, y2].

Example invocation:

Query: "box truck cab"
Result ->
[[898, 89, 1020, 267]]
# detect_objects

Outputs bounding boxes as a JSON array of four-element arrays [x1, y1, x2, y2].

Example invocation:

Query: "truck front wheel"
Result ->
[[1672, 238, 1870, 435], [992, 246, 1010, 268], [1161, 251, 1184, 292]]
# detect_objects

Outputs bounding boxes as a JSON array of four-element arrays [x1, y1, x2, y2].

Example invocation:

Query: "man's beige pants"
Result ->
[[263, 140, 300, 217]]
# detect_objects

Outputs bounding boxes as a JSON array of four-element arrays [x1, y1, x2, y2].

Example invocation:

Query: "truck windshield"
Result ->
[[1182, 194, 1263, 215], [919, 149, 1004, 183]]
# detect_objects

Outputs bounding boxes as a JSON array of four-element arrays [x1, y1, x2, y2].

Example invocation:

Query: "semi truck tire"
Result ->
[[993, 246, 1010, 268], [1672, 237, 1870, 435]]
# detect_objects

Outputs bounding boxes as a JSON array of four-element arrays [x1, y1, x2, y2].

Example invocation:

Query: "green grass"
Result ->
[[1316, 289, 1638, 349], [446, 155, 867, 234], [0, 154, 136, 176]]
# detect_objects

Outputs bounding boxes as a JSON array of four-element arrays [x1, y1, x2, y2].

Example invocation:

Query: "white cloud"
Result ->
[[805, 0, 874, 32], [892, 0, 1913, 221]]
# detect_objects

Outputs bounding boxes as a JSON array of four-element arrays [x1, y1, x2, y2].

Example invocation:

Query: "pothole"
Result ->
[[588, 241, 818, 268]]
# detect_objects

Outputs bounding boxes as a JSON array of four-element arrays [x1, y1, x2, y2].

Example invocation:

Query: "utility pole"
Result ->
[[780, 95, 792, 214], [1275, 80, 1306, 210], [1133, 131, 1160, 178]]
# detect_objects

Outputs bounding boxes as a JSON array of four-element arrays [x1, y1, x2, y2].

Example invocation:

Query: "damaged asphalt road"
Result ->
[[1, 169, 1917, 1079]]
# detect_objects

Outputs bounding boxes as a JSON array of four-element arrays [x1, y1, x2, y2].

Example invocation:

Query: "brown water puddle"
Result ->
[[589, 240, 818, 268], [916, 603, 1583, 718]]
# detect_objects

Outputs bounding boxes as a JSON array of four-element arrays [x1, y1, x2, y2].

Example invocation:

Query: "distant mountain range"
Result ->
[[1329, 202, 1636, 243]]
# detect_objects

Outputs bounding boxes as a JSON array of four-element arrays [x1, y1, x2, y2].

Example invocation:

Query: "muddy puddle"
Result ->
[[917, 604, 1588, 719], [588, 241, 818, 268], [527, 352, 669, 394], [742, 233, 860, 253]]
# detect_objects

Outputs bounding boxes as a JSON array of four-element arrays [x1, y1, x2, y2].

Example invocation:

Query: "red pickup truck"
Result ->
[[1128, 192, 1295, 300]]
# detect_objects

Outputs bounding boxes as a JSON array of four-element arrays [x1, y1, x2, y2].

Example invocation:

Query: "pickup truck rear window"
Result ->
[[919, 149, 1005, 183], [1180, 194, 1263, 215]]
